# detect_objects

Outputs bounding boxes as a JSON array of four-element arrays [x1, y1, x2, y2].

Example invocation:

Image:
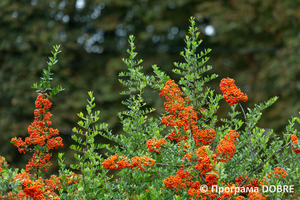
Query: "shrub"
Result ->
[[1, 17, 300, 200]]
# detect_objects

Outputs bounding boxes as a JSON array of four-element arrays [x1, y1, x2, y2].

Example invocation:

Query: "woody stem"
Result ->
[[238, 141, 292, 188], [238, 102, 254, 162]]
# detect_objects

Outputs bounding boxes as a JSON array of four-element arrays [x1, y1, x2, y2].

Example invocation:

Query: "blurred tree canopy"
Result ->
[[1, 0, 300, 171]]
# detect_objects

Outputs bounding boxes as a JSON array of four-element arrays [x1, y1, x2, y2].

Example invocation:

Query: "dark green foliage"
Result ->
[[59, 91, 114, 199], [32, 45, 64, 97], [1, 0, 300, 177], [1, 12, 300, 198]]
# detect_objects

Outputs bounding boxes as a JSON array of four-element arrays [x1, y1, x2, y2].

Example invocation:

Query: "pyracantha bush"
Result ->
[[1, 17, 300, 200]]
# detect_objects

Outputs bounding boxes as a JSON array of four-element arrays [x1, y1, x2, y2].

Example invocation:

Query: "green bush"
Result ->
[[1, 17, 299, 200]]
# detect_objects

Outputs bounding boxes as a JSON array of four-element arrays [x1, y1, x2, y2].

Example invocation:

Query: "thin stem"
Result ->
[[82, 109, 91, 197], [238, 141, 292, 188], [197, 169, 207, 184], [82, 130, 88, 197], [238, 102, 246, 120], [238, 102, 254, 163], [155, 163, 191, 167]]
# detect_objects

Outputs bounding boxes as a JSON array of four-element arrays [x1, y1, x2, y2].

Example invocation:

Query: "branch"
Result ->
[[238, 102, 254, 161], [155, 162, 192, 167], [239, 141, 292, 187]]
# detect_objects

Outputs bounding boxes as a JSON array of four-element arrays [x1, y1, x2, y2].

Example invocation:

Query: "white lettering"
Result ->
[[208, 185, 294, 194], [277, 185, 282, 193], [269, 185, 276, 193], [240, 187, 245, 193], [224, 187, 230, 193], [283, 185, 289, 193], [289, 185, 294, 193], [211, 185, 218, 193], [219, 187, 224, 194], [262, 185, 268, 193], [234, 187, 240, 194]]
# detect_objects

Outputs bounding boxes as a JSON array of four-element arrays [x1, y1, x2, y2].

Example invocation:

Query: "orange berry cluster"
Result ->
[[160, 80, 251, 199], [269, 167, 287, 178], [164, 167, 197, 191], [158, 79, 286, 199], [291, 134, 300, 154], [248, 191, 267, 200], [1, 172, 79, 200], [220, 78, 248, 106], [193, 146, 215, 175], [160, 80, 216, 146], [160, 80, 196, 141], [193, 129, 216, 146], [102, 154, 155, 171], [146, 137, 167, 153], [11, 94, 63, 173], [217, 130, 239, 162], [1, 94, 79, 200]]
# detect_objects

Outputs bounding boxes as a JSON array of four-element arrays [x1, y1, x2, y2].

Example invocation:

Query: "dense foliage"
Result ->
[[1, 17, 300, 200], [1, 0, 300, 176]]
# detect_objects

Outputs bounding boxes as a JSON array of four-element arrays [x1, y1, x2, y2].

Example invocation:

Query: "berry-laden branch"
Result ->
[[157, 79, 243, 199], [11, 88, 63, 175], [2, 17, 300, 200], [101, 18, 300, 199], [1, 46, 79, 200], [220, 78, 255, 163]]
